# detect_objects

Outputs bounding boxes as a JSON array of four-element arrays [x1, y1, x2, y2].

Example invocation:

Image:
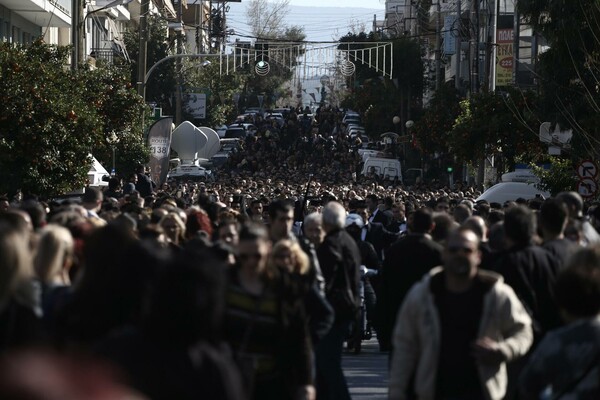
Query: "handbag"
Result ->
[[326, 248, 359, 321]]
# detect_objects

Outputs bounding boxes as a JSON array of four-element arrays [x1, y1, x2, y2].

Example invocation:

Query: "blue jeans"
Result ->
[[315, 320, 351, 400]]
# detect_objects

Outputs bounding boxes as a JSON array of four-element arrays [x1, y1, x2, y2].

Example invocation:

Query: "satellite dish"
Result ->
[[539, 122, 552, 144], [171, 121, 208, 162], [551, 123, 573, 145], [198, 127, 221, 159]]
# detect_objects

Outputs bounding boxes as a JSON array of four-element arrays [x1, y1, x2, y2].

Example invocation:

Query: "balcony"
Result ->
[[0, 0, 71, 27], [90, 46, 129, 65]]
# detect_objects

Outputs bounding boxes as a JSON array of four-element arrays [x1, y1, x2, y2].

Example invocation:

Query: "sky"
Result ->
[[226, 2, 386, 43], [287, 0, 385, 8]]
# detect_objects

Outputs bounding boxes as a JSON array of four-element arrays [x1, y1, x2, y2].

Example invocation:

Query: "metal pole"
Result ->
[[435, 1, 442, 90], [490, 0, 498, 91], [71, 0, 81, 70], [136, 0, 149, 98], [455, 0, 462, 91], [112, 146, 116, 176], [175, 0, 183, 125]]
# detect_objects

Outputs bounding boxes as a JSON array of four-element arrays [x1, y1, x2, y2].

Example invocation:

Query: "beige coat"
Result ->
[[389, 267, 533, 400]]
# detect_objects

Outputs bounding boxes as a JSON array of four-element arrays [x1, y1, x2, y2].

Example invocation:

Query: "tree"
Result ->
[[530, 158, 578, 196], [339, 34, 423, 138], [124, 15, 176, 116], [447, 89, 545, 171], [411, 84, 461, 156], [519, 0, 600, 160], [0, 40, 147, 197], [246, 0, 291, 39]]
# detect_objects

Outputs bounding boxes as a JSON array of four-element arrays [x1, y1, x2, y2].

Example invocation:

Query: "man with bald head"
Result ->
[[390, 228, 533, 400]]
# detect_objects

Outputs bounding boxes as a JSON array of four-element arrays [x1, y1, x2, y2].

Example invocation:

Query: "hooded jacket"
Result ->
[[389, 267, 533, 400]]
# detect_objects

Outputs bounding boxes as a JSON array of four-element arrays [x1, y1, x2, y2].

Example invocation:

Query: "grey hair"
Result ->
[[303, 212, 322, 227], [322, 202, 346, 230]]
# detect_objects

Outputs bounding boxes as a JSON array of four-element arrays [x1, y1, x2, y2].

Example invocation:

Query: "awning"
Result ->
[[152, 0, 177, 19]]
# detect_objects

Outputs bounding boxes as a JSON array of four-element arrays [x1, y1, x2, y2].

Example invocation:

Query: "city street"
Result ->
[[343, 338, 389, 400]]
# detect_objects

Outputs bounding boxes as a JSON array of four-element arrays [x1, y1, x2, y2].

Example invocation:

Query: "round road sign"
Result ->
[[577, 178, 598, 198]]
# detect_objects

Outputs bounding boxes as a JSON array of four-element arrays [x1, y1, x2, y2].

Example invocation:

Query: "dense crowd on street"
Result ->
[[0, 106, 599, 400]]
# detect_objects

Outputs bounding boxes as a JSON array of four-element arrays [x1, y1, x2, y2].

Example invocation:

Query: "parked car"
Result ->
[[215, 124, 228, 138], [224, 126, 247, 139]]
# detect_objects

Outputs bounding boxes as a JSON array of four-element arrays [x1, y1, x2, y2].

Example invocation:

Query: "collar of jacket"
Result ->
[[425, 266, 504, 287]]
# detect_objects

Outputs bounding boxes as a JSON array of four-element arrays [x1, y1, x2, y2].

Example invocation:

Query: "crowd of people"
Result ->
[[1, 171, 600, 399], [0, 107, 599, 399]]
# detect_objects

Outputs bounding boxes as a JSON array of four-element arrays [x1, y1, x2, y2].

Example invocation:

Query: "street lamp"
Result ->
[[138, 53, 228, 129], [106, 131, 120, 176]]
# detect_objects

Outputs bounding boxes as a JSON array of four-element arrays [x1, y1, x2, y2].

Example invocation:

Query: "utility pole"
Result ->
[[137, 0, 149, 98], [175, 0, 184, 125], [469, 0, 480, 94], [435, 1, 442, 90], [455, 0, 461, 91], [71, 0, 81, 70]]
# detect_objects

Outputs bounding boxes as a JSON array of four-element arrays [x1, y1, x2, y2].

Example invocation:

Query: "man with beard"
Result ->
[[389, 227, 533, 400]]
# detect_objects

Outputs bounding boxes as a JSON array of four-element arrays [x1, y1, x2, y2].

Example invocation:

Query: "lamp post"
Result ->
[[106, 131, 120, 176], [138, 53, 227, 130]]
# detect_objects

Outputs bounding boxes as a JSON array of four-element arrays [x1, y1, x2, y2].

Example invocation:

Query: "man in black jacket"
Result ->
[[379, 207, 443, 352], [135, 165, 156, 198], [492, 206, 561, 339], [316, 201, 361, 400], [356, 201, 399, 261]]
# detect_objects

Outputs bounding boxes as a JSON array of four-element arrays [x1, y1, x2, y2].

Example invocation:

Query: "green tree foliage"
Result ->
[[0, 40, 147, 197], [411, 84, 461, 155], [339, 35, 423, 137], [183, 60, 246, 127], [448, 89, 545, 169], [124, 15, 176, 115], [530, 158, 578, 196], [519, 0, 600, 159]]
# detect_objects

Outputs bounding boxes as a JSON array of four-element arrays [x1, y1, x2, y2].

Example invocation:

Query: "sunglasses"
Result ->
[[238, 253, 262, 262], [447, 246, 476, 254]]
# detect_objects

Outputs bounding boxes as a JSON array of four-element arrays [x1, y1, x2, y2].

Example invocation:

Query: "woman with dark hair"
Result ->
[[519, 245, 600, 399], [224, 223, 314, 400], [98, 244, 244, 400]]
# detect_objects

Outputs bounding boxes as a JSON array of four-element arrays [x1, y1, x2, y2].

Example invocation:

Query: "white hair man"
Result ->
[[315, 201, 361, 400]]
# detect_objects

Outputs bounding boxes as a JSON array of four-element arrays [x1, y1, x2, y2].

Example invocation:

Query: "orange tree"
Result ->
[[0, 40, 147, 197], [447, 89, 545, 170]]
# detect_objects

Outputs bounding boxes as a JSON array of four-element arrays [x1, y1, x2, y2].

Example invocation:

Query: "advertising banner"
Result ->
[[496, 27, 514, 87], [147, 117, 173, 186]]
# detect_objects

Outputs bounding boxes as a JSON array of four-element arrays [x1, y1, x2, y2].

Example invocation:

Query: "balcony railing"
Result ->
[[90, 47, 129, 65]]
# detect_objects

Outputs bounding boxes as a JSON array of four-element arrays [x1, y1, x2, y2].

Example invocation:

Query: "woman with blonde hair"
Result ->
[[269, 239, 334, 355], [269, 239, 310, 276], [34, 225, 74, 287], [158, 212, 186, 249], [33, 224, 75, 324], [0, 214, 43, 351]]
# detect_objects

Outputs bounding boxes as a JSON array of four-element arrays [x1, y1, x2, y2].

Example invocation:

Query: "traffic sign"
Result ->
[[577, 160, 598, 179], [577, 178, 598, 198]]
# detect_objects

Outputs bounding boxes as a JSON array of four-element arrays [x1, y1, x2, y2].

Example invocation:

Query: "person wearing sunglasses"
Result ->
[[224, 223, 314, 400], [389, 227, 533, 400]]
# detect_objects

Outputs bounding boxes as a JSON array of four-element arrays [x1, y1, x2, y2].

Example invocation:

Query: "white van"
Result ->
[[476, 181, 550, 203], [361, 157, 402, 182]]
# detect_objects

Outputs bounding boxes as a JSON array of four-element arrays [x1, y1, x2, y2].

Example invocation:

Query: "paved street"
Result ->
[[343, 338, 389, 400]]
